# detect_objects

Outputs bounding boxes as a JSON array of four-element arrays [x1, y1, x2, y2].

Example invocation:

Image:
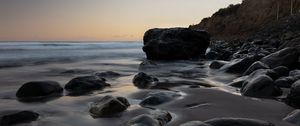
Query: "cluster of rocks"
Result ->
[[209, 44, 300, 108]]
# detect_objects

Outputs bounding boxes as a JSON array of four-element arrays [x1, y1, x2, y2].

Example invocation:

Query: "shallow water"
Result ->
[[0, 42, 293, 126]]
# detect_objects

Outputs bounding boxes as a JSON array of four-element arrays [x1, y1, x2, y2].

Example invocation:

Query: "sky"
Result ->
[[0, 0, 241, 41]]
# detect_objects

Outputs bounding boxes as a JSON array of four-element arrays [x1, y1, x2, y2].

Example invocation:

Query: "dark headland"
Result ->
[[1, 0, 300, 126]]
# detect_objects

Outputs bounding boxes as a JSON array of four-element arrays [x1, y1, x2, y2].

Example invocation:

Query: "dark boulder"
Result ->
[[143, 28, 210, 60], [275, 76, 297, 88], [204, 117, 275, 126], [221, 55, 263, 74], [64, 76, 110, 95], [286, 80, 300, 108], [89, 95, 130, 118], [133, 72, 158, 89], [260, 47, 299, 68], [0, 111, 39, 126], [243, 61, 269, 75], [241, 75, 282, 99], [272, 66, 290, 77], [16, 81, 63, 101], [209, 60, 228, 69]]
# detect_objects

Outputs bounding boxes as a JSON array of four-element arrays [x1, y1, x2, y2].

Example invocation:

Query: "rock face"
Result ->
[[190, 0, 300, 40], [204, 117, 275, 126], [89, 95, 130, 118], [143, 28, 210, 60], [209, 60, 228, 69], [241, 75, 282, 98], [260, 47, 299, 68], [133, 72, 159, 89], [286, 80, 300, 108], [64, 76, 110, 95], [0, 111, 39, 125], [16, 81, 63, 101]]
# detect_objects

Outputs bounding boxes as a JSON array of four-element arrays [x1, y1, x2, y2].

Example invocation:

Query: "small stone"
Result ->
[[0, 111, 39, 125], [133, 72, 158, 89]]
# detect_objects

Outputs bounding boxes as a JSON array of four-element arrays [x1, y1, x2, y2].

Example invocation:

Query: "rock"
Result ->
[[133, 72, 158, 89], [272, 66, 289, 77], [0, 111, 39, 125], [286, 80, 300, 108], [228, 80, 245, 88], [249, 69, 279, 80], [205, 51, 219, 60], [204, 117, 275, 126], [143, 28, 210, 60], [275, 77, 297, 88], [180, 121, 212, 126], [124, 114, 160, 126], [140, 91, 180, 106], [16, 81, 63, 101], [124, 110, 172, 126], [283, 109, 300, 126], [241, 75, 282, 99], [89, 95, 130, 118], [94, 71, 122, 78], [260, 47, 299, 68], [290, 69, 300, 77], [150, 110, 172, 125], [243, 61, 269, 75], [221, 55, 263, 74], [209, 60, 228, 69], [64, 76, 110, 95]]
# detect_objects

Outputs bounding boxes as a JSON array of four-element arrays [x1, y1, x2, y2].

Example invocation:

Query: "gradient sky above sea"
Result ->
[[0, 0, 241, 41]]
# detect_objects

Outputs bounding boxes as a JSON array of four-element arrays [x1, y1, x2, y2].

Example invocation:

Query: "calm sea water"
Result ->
[[0, 42, 144, 68]]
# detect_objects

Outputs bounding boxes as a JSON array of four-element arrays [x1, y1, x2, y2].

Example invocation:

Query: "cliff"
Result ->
[[190, 0, 300, 41]]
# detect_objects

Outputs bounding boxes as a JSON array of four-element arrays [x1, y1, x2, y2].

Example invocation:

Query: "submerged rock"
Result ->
[[204, 117, 275, 126], [0, 111, 39, 125], [180, 121, 212, 126], [243, 61, 269, 75], [124, 110, 172, 126], [133, 72, 158, 89], [140, 91, 180, 106], [89, 95, 130, 118], [64, 76, 110, 95], [283, 109, 300, 126], [260, 47, 299, 68], [94, 71, 122, 78], [241, 75, 282, 99], [16, 81, 63, 101], [143, 28, 210, 60]]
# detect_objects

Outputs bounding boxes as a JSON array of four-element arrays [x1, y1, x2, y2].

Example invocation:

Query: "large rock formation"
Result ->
[[190, 0, 300, 42], [143, 28, 210, 60]]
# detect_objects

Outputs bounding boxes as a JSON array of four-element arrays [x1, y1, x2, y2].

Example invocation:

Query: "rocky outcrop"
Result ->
[[190, 0, 300, 41], [143, 28, 210, 60]]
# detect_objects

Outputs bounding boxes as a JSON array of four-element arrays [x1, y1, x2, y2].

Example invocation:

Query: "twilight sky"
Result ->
[[0, 0, 241, 41]]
